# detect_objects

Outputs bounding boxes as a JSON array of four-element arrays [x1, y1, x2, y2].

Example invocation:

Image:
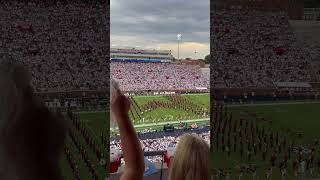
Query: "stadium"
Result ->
[[109, 48, 210, 179], [211, 0, 320, 179], [1, 0, 210, 179], [1, 1, 110, 179]]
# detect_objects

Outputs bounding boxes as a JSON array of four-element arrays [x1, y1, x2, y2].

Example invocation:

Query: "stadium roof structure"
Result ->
[[110, 47, 172, 53], [110, 47, 174, 62]]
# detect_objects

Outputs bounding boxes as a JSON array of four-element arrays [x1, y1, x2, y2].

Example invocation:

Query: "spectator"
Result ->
[[110, 131, 210, 163], [0, 57, 67, 180], [111, 62, 209, 91], [111, 83, 145, 179], [169, 134, 210, 180]]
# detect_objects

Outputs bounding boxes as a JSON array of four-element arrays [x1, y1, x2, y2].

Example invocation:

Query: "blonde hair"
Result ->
[[169, 134, 210, 180]]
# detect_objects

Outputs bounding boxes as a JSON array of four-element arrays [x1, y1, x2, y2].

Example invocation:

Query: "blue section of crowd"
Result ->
[[111, 126, 210, 141], [111, 58, 163, 63]]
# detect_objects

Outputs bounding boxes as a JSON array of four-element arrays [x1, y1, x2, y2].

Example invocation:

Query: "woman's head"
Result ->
[[0, 55, 67, 180], [0, 55, 24, 179], [169, 134, 209, 180], [0, 57, 30, 137]]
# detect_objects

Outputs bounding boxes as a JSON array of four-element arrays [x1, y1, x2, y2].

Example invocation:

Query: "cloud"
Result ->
[[157, 42, 209, 59], [111, 0, 209, 59]]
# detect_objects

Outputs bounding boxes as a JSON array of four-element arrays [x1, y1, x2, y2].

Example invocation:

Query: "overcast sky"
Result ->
[[111, 0, 210, 59]]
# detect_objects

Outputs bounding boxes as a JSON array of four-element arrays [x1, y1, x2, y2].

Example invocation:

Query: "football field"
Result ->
[[211, 101, 320, 180], [61, 93, 209, 179], [61, 111, 109, 180], [129, 93, 210, 125]]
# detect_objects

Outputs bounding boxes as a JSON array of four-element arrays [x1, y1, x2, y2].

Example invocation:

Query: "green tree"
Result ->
[[204, 54, 210, 64]]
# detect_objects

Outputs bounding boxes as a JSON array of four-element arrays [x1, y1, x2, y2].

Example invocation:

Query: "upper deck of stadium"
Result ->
[[110, 48, 174, 62]]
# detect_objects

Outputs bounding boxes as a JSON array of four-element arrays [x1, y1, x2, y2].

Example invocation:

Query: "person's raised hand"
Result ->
[[111, 80, 131, 119]]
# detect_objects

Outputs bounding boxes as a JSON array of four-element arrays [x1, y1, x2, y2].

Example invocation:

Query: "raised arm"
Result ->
[[111, 89, 144, 180]]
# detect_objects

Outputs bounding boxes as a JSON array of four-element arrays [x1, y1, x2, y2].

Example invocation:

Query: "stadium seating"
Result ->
[[0, 1, 109, 93], [0, 1, 109, 179], [111, 62, 209, 91], [110, 129, 210, 164], [211, 10, 320, 88]]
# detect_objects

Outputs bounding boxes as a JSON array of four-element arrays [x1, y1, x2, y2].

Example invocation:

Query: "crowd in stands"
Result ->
[[111, 62, 209, 91], [110, 129, 210, 163], [0, 1, 109, 93], [1, 1, 209, 93], [211, 10, 320, 88]]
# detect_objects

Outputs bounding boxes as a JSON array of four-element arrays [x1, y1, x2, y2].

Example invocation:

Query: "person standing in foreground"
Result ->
[[0, 57, 67, 180], [111, 84, 145, 180], [168, 134, 210, 180]]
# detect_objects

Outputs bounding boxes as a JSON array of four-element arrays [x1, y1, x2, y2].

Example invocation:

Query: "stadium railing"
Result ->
[[110, 150, 169, 180], [35, 90, 109, 112]]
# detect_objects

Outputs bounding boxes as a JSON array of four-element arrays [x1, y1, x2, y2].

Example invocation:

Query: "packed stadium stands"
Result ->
[[1, 1, 110, 179], [0, 0, 109, 93], [211, 10, 320, 89], [1, 0, 208, 93], [111, 62, 209, 91]]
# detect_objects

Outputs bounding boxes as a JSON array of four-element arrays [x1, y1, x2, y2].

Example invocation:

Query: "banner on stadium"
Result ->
[[195, 87, 208, 90], [153, 91, 176, 95]]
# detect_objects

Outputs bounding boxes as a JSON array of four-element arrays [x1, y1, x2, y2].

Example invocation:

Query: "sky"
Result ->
[[110, 0, 210, 60]]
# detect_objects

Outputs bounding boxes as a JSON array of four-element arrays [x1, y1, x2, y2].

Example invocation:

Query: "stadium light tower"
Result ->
[[177, 33, 182, 60], [194, 50, 198, 60]]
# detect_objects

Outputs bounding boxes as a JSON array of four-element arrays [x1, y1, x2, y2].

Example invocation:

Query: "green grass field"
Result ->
[[134, 96, 171, 106], [61, 111, 109, 180], [211, 101, 320, 180], [61, 93, 209, 179], [185, 93, 210, 109], [129, 93, 210, 125]]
